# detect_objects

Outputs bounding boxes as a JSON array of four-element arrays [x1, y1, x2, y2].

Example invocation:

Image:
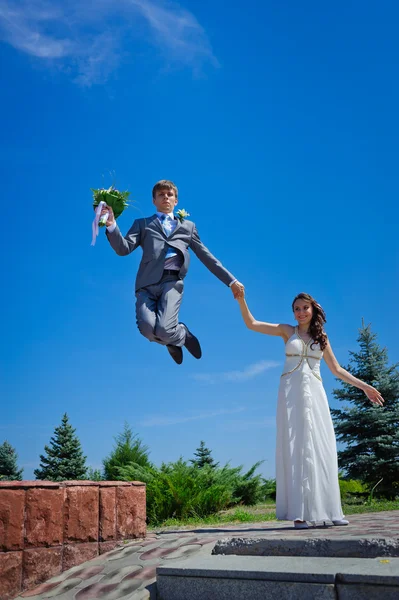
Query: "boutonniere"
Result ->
[[176, 208, 190, 223]]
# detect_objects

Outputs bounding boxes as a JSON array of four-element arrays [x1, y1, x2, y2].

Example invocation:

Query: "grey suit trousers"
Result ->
[[135, 272, 186, 347], [106, 214, 236, 348]]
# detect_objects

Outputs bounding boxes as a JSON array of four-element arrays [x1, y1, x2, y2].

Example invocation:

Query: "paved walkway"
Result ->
[[17, 511, 399, 600]]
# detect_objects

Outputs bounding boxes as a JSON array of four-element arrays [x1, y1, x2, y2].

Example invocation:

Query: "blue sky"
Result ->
[[1, 1, 398, 480]]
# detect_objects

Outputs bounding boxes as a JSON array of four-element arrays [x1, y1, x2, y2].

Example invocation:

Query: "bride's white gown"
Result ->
[[276, 327, 344, 523]]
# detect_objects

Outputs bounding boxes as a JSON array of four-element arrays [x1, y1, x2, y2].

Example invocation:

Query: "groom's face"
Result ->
[[153, 187, 178, 214]]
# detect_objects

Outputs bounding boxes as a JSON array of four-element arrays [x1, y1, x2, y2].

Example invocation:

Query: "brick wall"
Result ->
[[0, 480, 146, 600]]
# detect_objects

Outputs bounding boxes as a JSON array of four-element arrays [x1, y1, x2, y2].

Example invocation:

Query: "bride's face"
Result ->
[[293, 299, 313, 327]]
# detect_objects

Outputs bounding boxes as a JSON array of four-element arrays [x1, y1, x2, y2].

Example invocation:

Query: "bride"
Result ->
[[236, 291, 384, 528]]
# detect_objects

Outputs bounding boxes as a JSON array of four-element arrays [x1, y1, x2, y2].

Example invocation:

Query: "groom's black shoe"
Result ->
[[182, 324, 202, 359], [166, 345, 183, 365]]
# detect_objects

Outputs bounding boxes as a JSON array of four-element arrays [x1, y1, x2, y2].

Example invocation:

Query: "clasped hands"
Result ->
[[231, 281, 245, 300]]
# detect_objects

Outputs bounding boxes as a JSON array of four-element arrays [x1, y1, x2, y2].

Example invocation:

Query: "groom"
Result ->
[[101, 180, 244, 364]]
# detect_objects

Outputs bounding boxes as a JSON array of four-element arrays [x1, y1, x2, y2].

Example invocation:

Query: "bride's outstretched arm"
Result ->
[[324, 341, 384, 406], [236, 295, 292, 340]]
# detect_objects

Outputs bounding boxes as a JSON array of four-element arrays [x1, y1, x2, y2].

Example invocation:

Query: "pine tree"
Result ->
[[331, 322, 399, 497], [34, 413, 87, 481], [190, 441, 219, 469], [103, 423, 151, 480], [0, 441, 23, 481], [86, 467, 104, 481]]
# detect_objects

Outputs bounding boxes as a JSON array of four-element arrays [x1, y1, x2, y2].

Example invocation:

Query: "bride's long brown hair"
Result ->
[[292, 292, 328, 351]]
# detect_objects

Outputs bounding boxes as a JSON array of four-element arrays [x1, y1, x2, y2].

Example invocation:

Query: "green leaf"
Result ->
[[91, 186, 132, 220]]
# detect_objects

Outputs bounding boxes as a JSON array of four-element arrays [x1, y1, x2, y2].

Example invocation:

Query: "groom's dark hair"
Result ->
[[152, 180, 178, 198]]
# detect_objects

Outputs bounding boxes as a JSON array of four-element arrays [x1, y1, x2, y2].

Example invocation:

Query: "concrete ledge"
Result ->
[[158, 574, 336, 600], [212, 536, 399, 558], [157, 555, 399, 600], [337, 582, 399, 599]]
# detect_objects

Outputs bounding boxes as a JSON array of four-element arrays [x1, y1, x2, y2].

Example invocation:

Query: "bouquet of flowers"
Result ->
[[91, 186, 130, 246]]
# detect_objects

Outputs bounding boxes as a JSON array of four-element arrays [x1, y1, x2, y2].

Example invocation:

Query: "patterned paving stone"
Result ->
[[181, 537, 219, 547], [138, 547, 178, 561], [126, 539, 160, 546], [122, 567, 157, 581], [99, 566, 142, 584], [37, 573, 71, 586], [75, 584, 118, 600], [40, 578, 82, 598], [162, 544, 203, 560], [75, 580, 141, 600], [129, 590, 150, 600], [101, 548, 124, 560], [31, 560, 102, 588], [200, 537, 220, 545], [119, 541, 155, 551], [65, 566, 104, 581], [159, 536, 199, 549], [20, 583, 60, 598], [107, 547, 145, 561], [107, 540, 164, 561]]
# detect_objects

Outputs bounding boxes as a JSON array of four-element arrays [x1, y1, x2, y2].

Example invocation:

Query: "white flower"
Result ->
[[176, 208, 190, 222]]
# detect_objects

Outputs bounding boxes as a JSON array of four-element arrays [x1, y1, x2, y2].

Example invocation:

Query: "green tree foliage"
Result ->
[[338, 477, 369, 505], [103, 423, 151, 480], [0, 441, 23, 481], [34, 414, 87, 481], [331, 322, 399, 497], [86, 467, 104, 481], [261, 478, 277, 501], [117, 458, 265, 525], [190, 441, 219, 469]]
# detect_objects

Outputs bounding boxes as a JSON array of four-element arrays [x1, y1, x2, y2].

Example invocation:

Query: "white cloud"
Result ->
[[192, 360, 281, 385], [0, 0, 217, 85], [139, 406, 245, 427]]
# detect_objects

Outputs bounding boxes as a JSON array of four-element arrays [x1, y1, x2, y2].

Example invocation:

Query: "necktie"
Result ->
[[160, 214, 173, 236]]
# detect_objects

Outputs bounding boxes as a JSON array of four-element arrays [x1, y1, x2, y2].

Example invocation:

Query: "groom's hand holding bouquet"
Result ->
[[98, 203, 115, 227], [91, 186, 130, 245]]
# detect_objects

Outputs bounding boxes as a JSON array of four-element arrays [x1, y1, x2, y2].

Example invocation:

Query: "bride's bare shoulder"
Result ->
[[280, 324, 295, 343]]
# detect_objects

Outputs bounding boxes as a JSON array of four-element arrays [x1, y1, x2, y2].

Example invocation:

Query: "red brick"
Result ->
[[99, 541, 120, 554], [0, 481, 60, 489], [22, 547, 62, 591], [116, 485, 146, 540], [63, 542, 98, 571], [99, 487, 116, 541], [25, 488, 64, 547], [64, 486, 99, 543], [98, 481, 131, 487], [0, 490, 25, 550], [61, 481, 99, 487], [0, 551, 23, 600]]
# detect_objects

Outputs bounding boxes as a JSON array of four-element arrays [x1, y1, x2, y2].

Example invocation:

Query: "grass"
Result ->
[[148, 499, 399, 531], [150, 508, 277, 531], [341, 500, 399, 514]]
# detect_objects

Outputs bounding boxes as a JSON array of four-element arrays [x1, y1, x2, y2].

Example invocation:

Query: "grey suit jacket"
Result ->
[[106, 214, 235, 291]]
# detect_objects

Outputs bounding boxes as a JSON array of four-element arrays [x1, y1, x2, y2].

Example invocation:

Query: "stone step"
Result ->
[[156, 554, 399, 600], [212, 535, 399, 558]]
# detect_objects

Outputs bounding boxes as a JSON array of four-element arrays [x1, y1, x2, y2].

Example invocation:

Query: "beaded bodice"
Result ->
[[281, 327, 323, 381]]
